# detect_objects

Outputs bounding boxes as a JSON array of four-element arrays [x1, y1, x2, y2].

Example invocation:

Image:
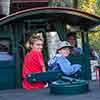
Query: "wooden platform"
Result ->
[[0, 81, 100, 100]]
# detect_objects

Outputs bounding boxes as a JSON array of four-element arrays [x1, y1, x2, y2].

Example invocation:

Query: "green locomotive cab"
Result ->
[[0, 7, 99, 90]]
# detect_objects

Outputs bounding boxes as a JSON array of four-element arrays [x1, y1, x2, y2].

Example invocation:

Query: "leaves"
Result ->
[[80, 0, 100, 54], [95, 0, 100, 15], [80, 0, 96, 14]]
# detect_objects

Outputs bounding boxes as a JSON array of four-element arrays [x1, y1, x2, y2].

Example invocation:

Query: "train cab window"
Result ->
[[0, 39, 13, 61]]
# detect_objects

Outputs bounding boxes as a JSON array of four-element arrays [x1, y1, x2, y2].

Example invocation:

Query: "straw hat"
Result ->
[[57, 41, 72, 51]]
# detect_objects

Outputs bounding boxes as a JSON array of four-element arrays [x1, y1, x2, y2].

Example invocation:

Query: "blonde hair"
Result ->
[[25, 33, 44, 49]]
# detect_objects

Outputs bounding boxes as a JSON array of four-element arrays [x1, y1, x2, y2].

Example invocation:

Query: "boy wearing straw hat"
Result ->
[[48, 41, 81, 76]]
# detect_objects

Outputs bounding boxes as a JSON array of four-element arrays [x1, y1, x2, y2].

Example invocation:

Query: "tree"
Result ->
[[95, 0, 100, 15], [79, 0, 96, 14], [79, 0, 100, 55]]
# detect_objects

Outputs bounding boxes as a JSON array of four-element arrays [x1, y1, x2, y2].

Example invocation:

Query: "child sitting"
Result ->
[[48, 41, 81, 76]]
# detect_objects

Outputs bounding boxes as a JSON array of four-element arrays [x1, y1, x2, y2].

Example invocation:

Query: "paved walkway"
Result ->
[[0, 81, 100, 100]]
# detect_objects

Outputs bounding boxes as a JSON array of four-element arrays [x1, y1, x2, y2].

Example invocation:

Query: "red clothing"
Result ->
[[22, 50, 45, 90]]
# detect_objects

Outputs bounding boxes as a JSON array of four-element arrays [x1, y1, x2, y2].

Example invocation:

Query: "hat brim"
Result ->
[[57, 46, 73, 51]]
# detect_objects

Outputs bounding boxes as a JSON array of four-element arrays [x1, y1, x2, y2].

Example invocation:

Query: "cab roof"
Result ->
[[0, 7, 99, 30]]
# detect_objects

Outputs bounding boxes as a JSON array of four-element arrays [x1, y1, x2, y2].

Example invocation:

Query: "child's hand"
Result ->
[[44, 83, 48, 88], [42, 66, 46, 72]]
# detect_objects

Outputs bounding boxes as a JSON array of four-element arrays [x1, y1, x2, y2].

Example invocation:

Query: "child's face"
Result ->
[[31, 40, 43, 51], [67, 36, 76, 47], [58, 47, 70, 57]]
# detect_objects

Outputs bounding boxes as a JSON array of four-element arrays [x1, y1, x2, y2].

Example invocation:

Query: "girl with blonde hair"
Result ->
[[22, 33, 46, 90]]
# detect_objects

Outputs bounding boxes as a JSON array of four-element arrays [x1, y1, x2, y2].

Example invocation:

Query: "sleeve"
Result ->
[[57, 56, 81, 75], [71, 64, 81, 74], [22, 55, 32, 78], [48, 57, 56, 67], [48, 56, 57, 71], [74, 48, 83, 55]]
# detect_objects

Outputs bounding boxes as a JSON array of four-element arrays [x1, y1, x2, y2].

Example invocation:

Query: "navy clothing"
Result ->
[[73, 47, 83, 55], [48, 54, 81, 76], [90, 50, 99, 60]]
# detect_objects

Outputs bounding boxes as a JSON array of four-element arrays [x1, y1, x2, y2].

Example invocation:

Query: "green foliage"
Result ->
[[95, 0, 100, 15], [88, 31, 100, 55], [79, 0, 96, 14], [79, 0, 100, 55]]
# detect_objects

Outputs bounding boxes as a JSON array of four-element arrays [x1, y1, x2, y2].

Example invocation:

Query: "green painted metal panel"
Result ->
[[0, 61, 16, 90], [68, 55, 91, 80], [81, 32, 91, 80], [49, 79, 89, 95], [27, 71, 61, 82], [54, 22, 66, 41], [0, 7, 99, 30], [0, 26, 17, 90]]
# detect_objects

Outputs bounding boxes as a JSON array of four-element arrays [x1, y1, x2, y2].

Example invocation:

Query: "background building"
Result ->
[[0, 0, 78, 18]]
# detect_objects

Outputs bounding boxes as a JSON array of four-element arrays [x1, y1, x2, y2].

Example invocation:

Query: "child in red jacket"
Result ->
[[22, 33, 46, 90]]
